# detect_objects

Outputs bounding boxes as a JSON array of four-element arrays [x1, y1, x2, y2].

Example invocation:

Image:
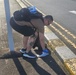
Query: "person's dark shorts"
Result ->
[[10, 17, 36, 36]]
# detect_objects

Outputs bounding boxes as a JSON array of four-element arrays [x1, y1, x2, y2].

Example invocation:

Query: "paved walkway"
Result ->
[[0, 0, 66, 75], [0, 48, 66, 75], [0, 0, 23, 50]]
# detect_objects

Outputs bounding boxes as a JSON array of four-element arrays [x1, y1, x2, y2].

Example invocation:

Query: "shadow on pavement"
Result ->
[[34, 49, 66, 75], [23, 57, 51, 75], [0, 51, 22, 59], [0, 49, 66, 75], [0, 51, 51, 75], [12, 58, 27, 75], [41, 56, 66, 75], [0, 51, 27, 75]]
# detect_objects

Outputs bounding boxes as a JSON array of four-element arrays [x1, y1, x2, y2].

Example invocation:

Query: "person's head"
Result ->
[[44, 15, 53, 26]]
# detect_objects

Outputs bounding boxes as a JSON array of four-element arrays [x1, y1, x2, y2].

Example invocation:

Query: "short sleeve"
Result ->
[[31, 19, 44, 33]]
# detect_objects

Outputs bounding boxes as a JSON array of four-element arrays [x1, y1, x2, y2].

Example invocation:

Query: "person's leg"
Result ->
[[20, 36, 29, 53], [23, 32, 38, 58], [26, 32, 38, 52], [23, 36, 29, 49]]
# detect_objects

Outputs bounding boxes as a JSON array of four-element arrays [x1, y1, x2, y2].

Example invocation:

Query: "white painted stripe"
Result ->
[[55, 46, 76, 60], [69, 10, 76, 15]]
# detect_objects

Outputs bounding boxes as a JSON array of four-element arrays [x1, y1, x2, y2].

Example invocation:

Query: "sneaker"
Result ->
[[20, 48, 26, 53], [23, 51, 36, 58], [37, 49, 49, 57]]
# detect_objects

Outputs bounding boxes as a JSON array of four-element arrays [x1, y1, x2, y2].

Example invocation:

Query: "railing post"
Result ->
[[4, 0, 14, 51]]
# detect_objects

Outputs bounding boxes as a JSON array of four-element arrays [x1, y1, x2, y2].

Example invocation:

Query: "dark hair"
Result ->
[[44, 15, 53, 21]]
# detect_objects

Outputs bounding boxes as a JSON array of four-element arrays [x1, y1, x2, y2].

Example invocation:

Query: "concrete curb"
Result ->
[[16, 0, 76, 75], [45, 26, 76, 75]]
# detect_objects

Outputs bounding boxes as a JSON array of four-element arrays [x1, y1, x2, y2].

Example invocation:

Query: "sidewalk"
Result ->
[[0, 0, 66, 75], [0, 48, 66, 75]]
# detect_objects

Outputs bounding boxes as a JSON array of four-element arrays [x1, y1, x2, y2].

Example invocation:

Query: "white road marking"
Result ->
[[69, 10, 76, 14]]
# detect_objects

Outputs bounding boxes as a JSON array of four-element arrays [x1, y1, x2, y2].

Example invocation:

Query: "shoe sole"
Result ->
[[37, 53, 49, 58], [23, 54, 36, 58]]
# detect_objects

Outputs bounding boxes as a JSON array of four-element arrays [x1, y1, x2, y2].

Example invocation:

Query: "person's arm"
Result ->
[[39, 32, 45, 50], [31, 19, 46, 50]]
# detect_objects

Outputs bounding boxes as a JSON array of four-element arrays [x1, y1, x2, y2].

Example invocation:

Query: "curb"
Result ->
[[16, 0, 76, 75], [45, 26, 76, 75]]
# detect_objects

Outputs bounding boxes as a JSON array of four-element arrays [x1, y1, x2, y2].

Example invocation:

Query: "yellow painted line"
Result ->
[[16, 0, 26, 8], [44, 26, 52, 33], [24, 0, 33, 6], [48, 39, 65, 50], [44, 27, 65, 49], [54, 21, 76, 39], [64, 58, 76, 75], [51, 25, 76, 48]]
